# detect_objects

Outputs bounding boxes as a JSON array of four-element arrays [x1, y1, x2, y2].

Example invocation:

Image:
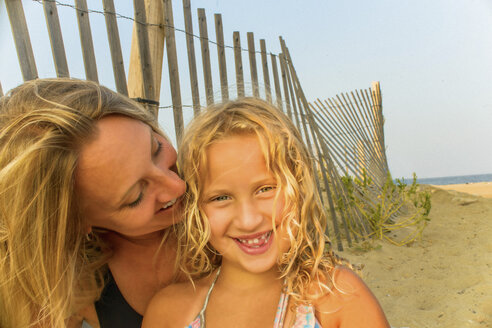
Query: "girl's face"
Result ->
[[76, 115, 186, 238], [200, 134, 291, 274]]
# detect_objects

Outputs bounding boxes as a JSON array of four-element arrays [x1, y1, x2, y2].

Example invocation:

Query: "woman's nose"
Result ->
[[153, 165, 186, 202]]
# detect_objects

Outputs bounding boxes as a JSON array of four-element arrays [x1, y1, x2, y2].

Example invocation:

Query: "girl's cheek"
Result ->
[[274, 198, 288, 223]]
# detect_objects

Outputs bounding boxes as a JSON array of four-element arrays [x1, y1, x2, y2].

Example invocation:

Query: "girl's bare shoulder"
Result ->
[[142, 273, 216, 328], [314, 266, 390, 328]]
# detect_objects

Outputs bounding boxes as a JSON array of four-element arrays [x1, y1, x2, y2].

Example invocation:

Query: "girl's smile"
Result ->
[[201, 134, 290, 273], [233, 230, 274, 255]]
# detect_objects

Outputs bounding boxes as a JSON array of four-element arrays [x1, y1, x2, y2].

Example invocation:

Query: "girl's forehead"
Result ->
[[206, 133, 271, 160], [209, 131, 268, 148], [200, 133, 280, 179]]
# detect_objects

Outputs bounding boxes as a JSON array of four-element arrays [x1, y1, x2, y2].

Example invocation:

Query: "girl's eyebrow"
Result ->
[[115, 127, 153, 208]]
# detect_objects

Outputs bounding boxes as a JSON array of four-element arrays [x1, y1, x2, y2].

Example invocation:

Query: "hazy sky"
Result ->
[[1, 0, 491, 179]]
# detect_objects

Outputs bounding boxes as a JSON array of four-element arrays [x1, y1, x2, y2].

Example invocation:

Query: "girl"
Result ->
[[143, 98, 390, 327]]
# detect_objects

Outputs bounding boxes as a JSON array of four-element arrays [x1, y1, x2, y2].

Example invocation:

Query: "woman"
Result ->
[[0, 78, 186, 327]]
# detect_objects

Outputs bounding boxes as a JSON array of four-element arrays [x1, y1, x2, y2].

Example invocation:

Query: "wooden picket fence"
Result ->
[[3, 0, 390, 251]]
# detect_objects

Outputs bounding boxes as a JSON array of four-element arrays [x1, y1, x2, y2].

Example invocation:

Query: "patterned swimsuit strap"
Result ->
[[273, 292, 289, 328], [197, 267, 221, 326]]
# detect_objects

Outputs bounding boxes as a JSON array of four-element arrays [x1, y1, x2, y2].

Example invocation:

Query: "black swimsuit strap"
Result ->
[[95, 270, 143, 328]]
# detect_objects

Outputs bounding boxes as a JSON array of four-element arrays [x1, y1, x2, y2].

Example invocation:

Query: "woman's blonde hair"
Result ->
[[0, 78, 160, 327], [177, 97, 343, 305]]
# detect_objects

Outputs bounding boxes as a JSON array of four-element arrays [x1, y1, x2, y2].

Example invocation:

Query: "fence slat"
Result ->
[[133, 0, 156, 114], [371, 82, 386, 160], [102, 0, 128, 95], [282, 40, 350, 250], [182, 0, 200, 115], [278, 53, 292, 118], [214, 14, 229, 102], [74, 0, 98, 82], [324, 97, 373, 179], [308, 103, 357, 247], [260, 39, 271, 103], [326, 96, 383, 182], [233, 31, 244, 98], [197, 8, 214, 105], [311, 103, 362, 177], [350, 90, 383, 162], [128, 0, 165, 116], [312, 101, 363, 174], [347, 92, 386, 179], [43, 0, 69, 77], [270, 54, 283, 110], [282, 52, 301, 131], [247, 32, 259, 97], [315, 99, 381, 181], [348, 92, 386, 177], [5, 0, 38, 81], [288, 88, 330, 240], [312, 97, 377, 236], [163, 0, 184, 144]]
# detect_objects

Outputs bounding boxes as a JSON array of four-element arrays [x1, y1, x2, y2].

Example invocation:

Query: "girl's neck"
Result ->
[[217, 260, 283, 293]]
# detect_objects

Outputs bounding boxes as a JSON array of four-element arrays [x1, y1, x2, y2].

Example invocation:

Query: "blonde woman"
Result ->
[[0, 78, 185, 328], [143, 98, 389, 327]]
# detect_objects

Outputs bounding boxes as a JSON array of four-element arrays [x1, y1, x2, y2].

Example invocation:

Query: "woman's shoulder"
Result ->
[[313, 266, 390, 328], [142, 273, 216, 328]]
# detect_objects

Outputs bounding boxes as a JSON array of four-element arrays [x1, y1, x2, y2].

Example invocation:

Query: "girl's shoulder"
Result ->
[[313, 266, 390, 328], [142, 273, 216, 328]]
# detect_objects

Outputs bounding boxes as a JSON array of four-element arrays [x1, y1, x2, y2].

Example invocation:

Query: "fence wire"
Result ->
[[32, 0, 279, 57]]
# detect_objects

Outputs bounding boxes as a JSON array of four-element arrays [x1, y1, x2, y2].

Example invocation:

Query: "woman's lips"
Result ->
[[156, 198, 178, 213], [162, 198, 177, 209]]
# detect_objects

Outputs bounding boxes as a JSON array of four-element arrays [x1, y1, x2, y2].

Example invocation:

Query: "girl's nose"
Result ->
[[235, 199, 264, 231]]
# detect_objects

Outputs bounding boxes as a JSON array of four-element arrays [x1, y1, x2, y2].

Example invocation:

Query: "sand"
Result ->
[[434, 182, 492, 199], [338, 183, 492, 328]]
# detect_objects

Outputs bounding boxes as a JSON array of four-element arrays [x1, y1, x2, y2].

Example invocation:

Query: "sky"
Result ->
[[1, 0, 491, 179]]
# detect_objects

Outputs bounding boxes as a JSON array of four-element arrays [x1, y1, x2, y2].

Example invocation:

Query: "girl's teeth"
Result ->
[[238, 231, 271, 246]]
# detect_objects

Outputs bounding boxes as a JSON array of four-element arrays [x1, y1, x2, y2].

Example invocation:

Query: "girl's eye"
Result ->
[[211, 195, 230, 202], [127, 192, 144, 208], [258, 185, 276, 194]]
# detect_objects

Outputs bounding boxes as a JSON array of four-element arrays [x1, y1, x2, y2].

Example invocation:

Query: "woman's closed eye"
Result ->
[[126, 182, 148, 209], [125, 135, 161, 209], [127, 192, 143, 208], [153, 137, 163, 158]]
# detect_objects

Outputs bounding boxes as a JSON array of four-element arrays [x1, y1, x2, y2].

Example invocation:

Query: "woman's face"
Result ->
[[76, 115, 186, 238]]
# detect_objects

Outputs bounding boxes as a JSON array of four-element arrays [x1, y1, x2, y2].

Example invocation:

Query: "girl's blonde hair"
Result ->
[[0, 78, 160, 327], [177, 97, 343, 305]]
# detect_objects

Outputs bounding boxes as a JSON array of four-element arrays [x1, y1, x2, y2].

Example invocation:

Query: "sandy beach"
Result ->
[[338, 182, 492, 328], [434, 182, 492, 199]]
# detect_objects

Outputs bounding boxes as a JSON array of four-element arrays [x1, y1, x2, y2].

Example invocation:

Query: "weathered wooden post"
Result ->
[[5, 0, 38, 81], [102, 0, 128, 95], [128, 0, 164, 118], [74, 0, 98, 82], [182, 0, 201, 116]]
